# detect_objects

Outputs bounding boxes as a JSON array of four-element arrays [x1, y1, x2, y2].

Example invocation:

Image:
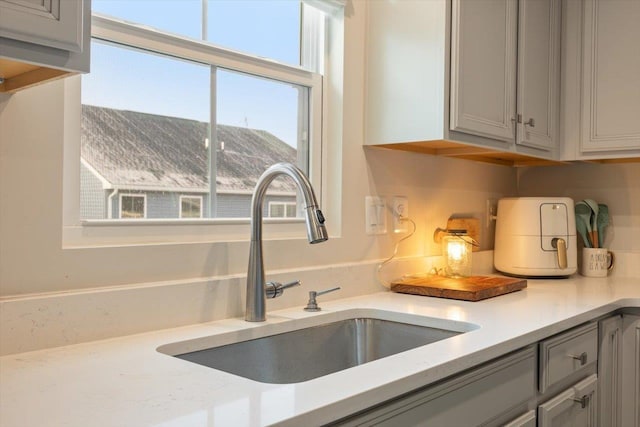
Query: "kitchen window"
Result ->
[[80, 0, 329, 221], [64, 0, 344, 246]]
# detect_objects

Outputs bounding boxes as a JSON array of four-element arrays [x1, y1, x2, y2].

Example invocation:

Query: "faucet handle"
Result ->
[[304, 286, 341, 312], [265, 280, 301, 299]]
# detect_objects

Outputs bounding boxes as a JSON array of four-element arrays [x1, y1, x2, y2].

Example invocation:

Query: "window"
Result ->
[[91, 0, 302, 65], [119, 194, 146, 219], [268, 201, 298, 218], [81, 1, 327, 222], [180, 196, 203, 218]]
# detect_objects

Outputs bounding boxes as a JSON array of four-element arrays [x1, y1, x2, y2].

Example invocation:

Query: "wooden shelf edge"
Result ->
[[577, 157, 640, 164], [369, 140, 568, 167], [0, 65, 73, 93]]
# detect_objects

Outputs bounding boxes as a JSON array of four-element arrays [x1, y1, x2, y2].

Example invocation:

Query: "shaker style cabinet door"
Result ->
[[450, 0, 560, 154], [580, 0, 640, 153], [598, 315, 623, 427], [621, 314, 640, 427], [0, 0, 84, 52], [516, 0, 560, 151], [450, 0, 517, 142]]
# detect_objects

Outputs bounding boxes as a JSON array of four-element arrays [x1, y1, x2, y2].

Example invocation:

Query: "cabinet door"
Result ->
[[450, 0, 517, 142], [598, 315, 622, 427], [580, 0, 640, 153], [504, 410, 536, 427], [516, 0, 560, 152], [538, 374, 598, 427], [0, 0, 84, 52], [621, 314, 640, 427]]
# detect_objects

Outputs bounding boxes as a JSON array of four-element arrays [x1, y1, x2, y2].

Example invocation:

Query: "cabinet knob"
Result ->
[[570, 352, 588, 365], [524, 118, 535, 127]]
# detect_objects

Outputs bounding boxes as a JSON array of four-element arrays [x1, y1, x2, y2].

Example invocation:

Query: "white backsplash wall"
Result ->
[[517, 163, 640, 253], [0, 0, 518, 299], [0, 252, 500, 355]]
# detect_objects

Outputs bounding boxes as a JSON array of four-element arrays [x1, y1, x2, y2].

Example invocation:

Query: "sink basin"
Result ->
[[159, 310, 476, 384]]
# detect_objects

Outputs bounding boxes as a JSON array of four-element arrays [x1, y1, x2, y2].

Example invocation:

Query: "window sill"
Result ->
[[63, 217, 310, 249]]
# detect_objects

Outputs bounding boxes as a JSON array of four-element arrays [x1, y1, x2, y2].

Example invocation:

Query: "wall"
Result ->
[[517, 163, 640, 253], [0, 0, 517, 299], [1, 1, 638, 355]]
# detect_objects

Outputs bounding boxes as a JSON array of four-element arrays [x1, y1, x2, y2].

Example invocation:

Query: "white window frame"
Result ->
[[119, 194, 147, 219], [62, 4, 344, 247], [180, 195, 203, 219], [90, 13, 322, 194]]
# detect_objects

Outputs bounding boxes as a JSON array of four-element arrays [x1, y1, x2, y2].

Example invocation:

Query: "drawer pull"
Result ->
[[573, 395, 590, 409], [570, 352, 588, 365]]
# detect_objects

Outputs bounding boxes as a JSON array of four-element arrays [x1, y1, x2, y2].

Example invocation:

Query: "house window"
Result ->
[[80, 1, 327, 222], [268, 201, 298, 218], [92, 0, 302, 66], [119, 194, 146, 219], [180, 196, 203, 219]]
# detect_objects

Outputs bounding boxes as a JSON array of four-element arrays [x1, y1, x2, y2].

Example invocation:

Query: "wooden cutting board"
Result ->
[[390, 275, 527, 301]]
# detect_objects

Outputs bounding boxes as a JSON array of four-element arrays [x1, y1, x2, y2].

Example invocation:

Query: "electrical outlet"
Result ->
[[393, 196, 409, 233], [486, 198, 498, 227], [365, 196, 387, 235]]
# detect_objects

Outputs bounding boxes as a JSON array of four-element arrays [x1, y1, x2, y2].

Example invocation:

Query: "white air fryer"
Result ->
[[494, 197, 577, 277]]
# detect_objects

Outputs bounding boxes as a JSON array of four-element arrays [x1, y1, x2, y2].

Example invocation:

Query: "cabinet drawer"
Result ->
[[538, 374, 598, 426], [539, 322, 598, 393], [335, 347, 536, 426]]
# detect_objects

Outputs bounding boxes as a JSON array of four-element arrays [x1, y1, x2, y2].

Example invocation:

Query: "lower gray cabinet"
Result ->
[[537, 374, 598, 426], [621, 314, 640, 427], [597, 312, 640, 427], [334, 347, 536, 427], [332, 313, 637, 426], [598, 314, 623, 427]]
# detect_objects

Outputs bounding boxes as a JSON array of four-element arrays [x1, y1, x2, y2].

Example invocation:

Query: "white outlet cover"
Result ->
[[393, 196, 409, 233]]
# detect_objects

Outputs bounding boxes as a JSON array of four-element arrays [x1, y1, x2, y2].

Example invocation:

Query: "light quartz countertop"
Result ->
[[1, 276, 639, 427]]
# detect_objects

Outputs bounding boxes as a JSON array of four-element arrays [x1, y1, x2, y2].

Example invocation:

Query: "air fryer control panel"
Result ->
[[540, 203, 569, 251]]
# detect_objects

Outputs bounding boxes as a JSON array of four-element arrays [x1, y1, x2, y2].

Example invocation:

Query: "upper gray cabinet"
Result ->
[[562, 0, 640, 160], [0, 0, 84, 52], [365, 0, 561, 166], [516, 0, 561, 152], [449, 0, 518, 143], [450, 0, 560, 154], [0, 0, 90, 93]]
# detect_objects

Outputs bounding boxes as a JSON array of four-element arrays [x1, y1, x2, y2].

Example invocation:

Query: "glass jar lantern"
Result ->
[[443, 233, 472, 278]]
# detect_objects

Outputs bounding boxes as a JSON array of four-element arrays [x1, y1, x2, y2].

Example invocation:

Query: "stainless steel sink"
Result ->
[[162, 313, 472, 384]]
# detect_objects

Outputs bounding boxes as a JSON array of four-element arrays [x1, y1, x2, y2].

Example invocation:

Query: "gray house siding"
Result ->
[[80, 163, 106, 219], [80, 106, 301, 221], [99, 190, 296, 219], [217, 194, 298, 218], [109, 191, 206, 219]]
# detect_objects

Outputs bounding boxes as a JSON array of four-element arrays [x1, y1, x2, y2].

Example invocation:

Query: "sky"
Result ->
[[81, 0, 303, 147]]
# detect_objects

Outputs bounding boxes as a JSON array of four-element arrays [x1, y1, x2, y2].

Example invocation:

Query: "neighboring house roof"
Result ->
[[81, 105, 298, 193]]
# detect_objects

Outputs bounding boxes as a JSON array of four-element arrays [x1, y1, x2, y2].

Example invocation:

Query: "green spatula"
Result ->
[[575, 201, 593, 247], [597, 204, 609, 248]]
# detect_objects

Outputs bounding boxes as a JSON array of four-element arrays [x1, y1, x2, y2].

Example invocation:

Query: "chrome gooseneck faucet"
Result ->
[[245, 163, 328, 322]]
